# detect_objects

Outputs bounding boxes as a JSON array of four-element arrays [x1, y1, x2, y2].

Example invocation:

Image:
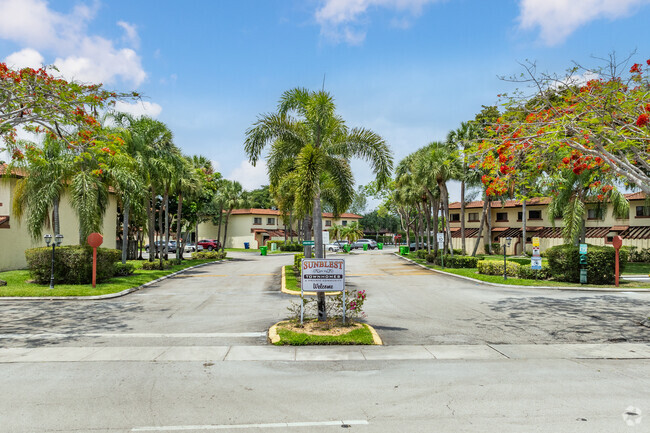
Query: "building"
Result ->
[[198, 209, 362, 249], [0, 165, 118, 271], [448, 193, 650, 254]]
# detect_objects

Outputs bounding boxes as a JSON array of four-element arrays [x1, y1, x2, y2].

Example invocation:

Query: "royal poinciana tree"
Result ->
[[472, 55, 650, 200], [244, 87, 393, 321]]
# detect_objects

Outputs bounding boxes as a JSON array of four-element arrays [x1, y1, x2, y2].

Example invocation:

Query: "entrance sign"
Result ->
[[302, 240, 314, 246], [579, 243, 588, 255], [301, 258, 345, 292]]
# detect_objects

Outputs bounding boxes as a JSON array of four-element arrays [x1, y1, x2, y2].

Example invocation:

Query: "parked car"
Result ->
[[184, 243, 203, 253], [409, 242, 428, 251], [333, 240, 349, 248], [352, 239, 378, 250], [145, 241, 176, 253], [197, 239, 221, 251], [325, 243, 341, 252]]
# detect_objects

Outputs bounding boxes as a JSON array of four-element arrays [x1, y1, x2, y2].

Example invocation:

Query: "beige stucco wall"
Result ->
[[0, 178, 117, 271]]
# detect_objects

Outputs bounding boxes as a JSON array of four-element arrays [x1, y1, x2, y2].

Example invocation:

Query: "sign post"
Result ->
[[612, 236, 623, 287], [531, 237, 542, 270], [437, 233, 445, 268], [300, 258, 345, 324], [579, 243, 588, 284], [87, 233, 103, 288]]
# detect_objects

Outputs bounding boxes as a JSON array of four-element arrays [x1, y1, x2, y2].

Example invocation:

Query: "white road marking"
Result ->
[[0, 332, 266, 339], [131, 420, 369, 431]]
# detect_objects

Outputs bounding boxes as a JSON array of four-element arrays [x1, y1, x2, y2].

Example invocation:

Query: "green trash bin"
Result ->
[[363, 243, 368, 251], [400, 245, 409, 255], [260, 246, 267, 256], [377, 243, 383, 250], [344, 244, 350, 253]]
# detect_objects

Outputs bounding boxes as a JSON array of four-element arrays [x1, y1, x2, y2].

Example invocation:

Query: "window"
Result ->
[[342, 220, 348, 226], [496, 212, 508, 222], [529, 210, 542, 220], [450, 213, 460, 222], [253, 217, 262, 225], [517, 212, 522, 221], [587, 209, 602, 220], [468, 212, 479, 222], [325, 220, 332, 227], [267, 217, 275, 225], [636, 206, 650, 217]]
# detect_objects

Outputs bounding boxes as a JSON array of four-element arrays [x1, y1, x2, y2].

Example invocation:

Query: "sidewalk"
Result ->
[[1, 343, 649, 363]]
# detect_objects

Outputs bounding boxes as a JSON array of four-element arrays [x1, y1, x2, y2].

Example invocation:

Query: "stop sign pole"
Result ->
[[87, 233, 104, 288], [612, 235, 623, 287]]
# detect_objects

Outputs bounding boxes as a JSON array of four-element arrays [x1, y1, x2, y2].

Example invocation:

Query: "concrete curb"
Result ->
[[393, 253, 650, 293], [280, 265, 341, 297], [268, 320, 382, 345], [0, 260, 223, 302]]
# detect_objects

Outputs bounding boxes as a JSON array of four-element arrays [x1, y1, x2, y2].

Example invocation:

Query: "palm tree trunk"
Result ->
[[521, 199, 526, 256], [121, 197, 130, 264], [460, 179, 466, 255], [222, 212, 230, 252], [425, 200, 432, 254], [289, 212, 294, 242], [158, 194, 165, 266], [312, 192, 327, 322], [176, 192, 183, 260], [148, 190, 156, 262], [216, 205, 223, 246], [195, 222, 199, 245], [440, 182, 454, 256], [164, 191, 170, 260], [472, 197, 489, 256], [53, 196, 60, 236]]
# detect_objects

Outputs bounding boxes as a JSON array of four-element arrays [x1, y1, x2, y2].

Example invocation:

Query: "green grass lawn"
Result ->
[[0, 259, 220, 297], [284, 265, 300, 291], [274, 323, 375, 345], [622, 262, 650, 275], [406, 256, 650, 288], [225, 248, 260, 253]]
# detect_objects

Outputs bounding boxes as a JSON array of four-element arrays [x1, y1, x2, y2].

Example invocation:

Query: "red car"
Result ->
[[197, 239, 221, 251]]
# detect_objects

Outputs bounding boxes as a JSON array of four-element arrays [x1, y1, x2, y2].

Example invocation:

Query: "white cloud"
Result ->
[[228, 160, 268, 190], [518, 0, 650, 45], [117, 21, 140, 48], [0, 0, 146, 85], [315, 0, 441, 44], [113, 101, 163, 118], [4, 48, 44, 68]]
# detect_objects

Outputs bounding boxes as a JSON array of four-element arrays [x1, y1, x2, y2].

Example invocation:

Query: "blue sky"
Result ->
[[2, 0, 650, 205]]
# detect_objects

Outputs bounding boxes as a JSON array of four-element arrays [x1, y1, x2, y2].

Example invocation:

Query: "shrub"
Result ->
[[546, 244, 628, 285], [114, 262, 135, 276], [294, 253, 304, 270], [477, 260, 521, 276], [434, 255, 479, 268], [25, 246, 121, 285], [626, 246, 650, 263], [280, 242, 303, 252], [142, 260, 173, 270], [416, 249, 428, 259], [425, 253, 436, 263], [192, 251, 227, 260], [518, 265, 551, 280]]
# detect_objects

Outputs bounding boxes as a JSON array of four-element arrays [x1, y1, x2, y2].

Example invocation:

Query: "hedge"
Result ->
[[267, 240, 303, 252], [518, 265, 551, 280], [427, 254, 479, 268], [114, 262, 135, 276], [142, 260, 173, 270], [546, 244, 628, 284], [477, 260, 521, 277], [25, 246, 121, 284], [193, 251, 227, 260]]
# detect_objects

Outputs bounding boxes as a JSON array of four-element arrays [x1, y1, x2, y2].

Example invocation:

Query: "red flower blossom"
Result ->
[[630, 63, 642, 73], [637, 113, 649, 127], [562, 157, 570, 164]]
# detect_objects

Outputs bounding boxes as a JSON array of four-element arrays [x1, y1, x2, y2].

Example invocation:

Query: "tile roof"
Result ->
[[0, 215, 9, 227], [449, 197, 552, 210]]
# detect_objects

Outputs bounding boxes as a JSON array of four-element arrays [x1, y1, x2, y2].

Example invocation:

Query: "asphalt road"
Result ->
[[0, 249, 649, 432]]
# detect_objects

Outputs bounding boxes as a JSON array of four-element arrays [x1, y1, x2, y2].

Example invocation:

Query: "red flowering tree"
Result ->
[[472, 55, 650, 198]]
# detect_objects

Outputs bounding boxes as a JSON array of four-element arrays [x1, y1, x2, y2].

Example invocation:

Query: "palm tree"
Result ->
[[244, 88, 393, 321], [341, 222, 363, 245], [548, 172, 628, 244], [219, 180, 247, 251], [328, 223, 344, 244], [12, 136, 73, 240]]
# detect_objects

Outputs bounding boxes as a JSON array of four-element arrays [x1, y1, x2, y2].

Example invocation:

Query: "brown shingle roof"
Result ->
[[449, 197, 552, 210]]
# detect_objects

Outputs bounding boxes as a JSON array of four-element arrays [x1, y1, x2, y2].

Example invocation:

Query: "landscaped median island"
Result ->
[[269, 320, 379, 345], [0, 254, 227, 297]]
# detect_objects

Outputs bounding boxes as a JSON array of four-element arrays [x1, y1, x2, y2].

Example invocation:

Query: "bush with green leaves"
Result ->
[[113, 262, 135, 276], [287, 289, 367, 323], [141, 260, 173, 270], [281, 242, 303, 252], [477, 259, 521, 277], [625, 246, 650, 263], [432, 254, 479, 268], [416, 249, 428, 259], [192, 251, 227, 260], [507, 257, 532, 266], [517, 265, 551, 280], [25, 246, 121, 284], [546, 244, 627, 284]]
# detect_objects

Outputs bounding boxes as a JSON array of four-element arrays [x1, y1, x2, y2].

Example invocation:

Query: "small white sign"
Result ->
[[579, 243, 588, 255], [438, 242, 444, 250], [301, 259, 345, 292], [437, 233, 445, 243], [322, 231, 330, 246], [531, 257, 542, 270]]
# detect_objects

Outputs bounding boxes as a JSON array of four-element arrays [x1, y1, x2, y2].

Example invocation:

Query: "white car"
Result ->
[[184, 243, 204, 252], [326, 243, 341, 252]]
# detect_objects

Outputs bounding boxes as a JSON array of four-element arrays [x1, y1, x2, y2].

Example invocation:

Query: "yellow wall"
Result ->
[[0, 178, 117, 271]]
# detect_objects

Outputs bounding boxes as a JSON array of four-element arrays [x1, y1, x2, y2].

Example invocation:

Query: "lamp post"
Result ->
[[503, 236, 512, 280], [44, 233, 63, 289]]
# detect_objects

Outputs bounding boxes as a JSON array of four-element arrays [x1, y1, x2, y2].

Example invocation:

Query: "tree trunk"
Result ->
[[439, 182, 454, 256], [521, 199, 526, 256], [486, 199, 492, 254], [460, 179, 466, 255], [222, 212, 230, 252], [148, 189, 156, 262], [176, 192, 183, 260], [216, 204, 223, 246], [472, 196, 489, 256], [312, 192, 327, 322], [121, 197, 130, 264], [195, 222, 199, 246], [164, 191, 170, 260], [289, 212, 294, 242], [425, 200, 432, 254], [52, 196, 60, 237]]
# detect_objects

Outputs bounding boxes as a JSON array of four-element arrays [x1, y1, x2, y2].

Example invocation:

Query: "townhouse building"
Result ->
[[198, 209, 362, 249], [448, 193, 650, 254]]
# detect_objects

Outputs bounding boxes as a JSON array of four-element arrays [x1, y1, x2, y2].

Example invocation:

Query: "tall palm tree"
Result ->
[[12, 136, 73, 240], [341, 221, 363, 245], [244, 88, 393, 321], [328, 223, 344, 244]]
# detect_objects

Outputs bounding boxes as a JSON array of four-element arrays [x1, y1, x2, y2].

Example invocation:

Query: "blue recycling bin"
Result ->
[[244, 242, 250, 249]]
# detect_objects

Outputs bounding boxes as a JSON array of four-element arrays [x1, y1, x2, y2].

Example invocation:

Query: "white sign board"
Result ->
[[301, 259, 345, 292], [322, 231, 330, 246], [437, 233, 445, 243], [579, 243, 588, 255], [531, 257, 542, 270]]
